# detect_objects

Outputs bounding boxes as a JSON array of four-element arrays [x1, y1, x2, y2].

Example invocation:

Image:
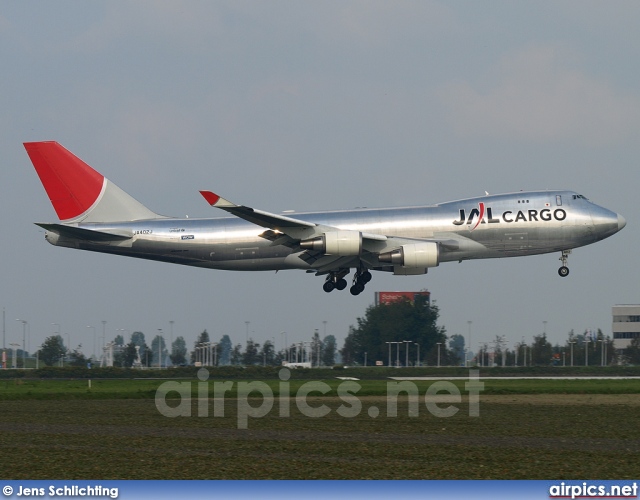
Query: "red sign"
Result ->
[[375, 291, 430, 306]]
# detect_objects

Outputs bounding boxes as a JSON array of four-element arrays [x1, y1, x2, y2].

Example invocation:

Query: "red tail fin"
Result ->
[[25, 141, 164, 223], [24, 141, 104, 221]]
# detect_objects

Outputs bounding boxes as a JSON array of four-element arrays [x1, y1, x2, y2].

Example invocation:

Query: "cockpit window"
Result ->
[[572, 194, 589, 200]]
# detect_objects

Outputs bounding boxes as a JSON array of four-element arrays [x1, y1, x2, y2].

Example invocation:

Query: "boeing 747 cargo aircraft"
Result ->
[[24, 142, 626, 296]]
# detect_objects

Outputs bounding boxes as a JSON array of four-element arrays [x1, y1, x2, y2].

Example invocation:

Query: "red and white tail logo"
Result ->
[[24, 141, 164, 223], [24, 141, 104, 222]]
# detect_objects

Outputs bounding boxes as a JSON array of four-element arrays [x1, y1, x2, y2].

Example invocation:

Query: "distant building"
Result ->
[[612, 304, 640, 352], [375, 291, 431, 306]]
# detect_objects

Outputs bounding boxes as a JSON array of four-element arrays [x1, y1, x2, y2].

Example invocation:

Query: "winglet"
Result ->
[[199, 190, 236, 208]]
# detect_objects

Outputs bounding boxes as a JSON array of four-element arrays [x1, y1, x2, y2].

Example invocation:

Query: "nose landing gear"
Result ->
[[558, 250, 571, 277]]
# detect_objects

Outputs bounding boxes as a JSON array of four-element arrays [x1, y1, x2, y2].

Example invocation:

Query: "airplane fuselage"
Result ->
[[45, 190, 623, 274]]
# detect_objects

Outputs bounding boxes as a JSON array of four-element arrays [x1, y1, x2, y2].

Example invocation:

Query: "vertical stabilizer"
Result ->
[[24, 142, 165, 223]]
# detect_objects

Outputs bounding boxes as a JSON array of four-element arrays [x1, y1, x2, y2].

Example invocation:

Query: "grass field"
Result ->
[[0, 377, 639, 479]]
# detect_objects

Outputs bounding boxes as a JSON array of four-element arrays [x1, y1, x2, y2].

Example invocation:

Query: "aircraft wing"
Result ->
[[199, 191, 387, 243], [200, 191, 315, 238], [198, 191, 459, 276]]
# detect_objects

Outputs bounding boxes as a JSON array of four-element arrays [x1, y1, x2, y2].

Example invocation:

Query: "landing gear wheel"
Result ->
[[558, 250, 571, 278], [350, 283, 365, 296], [336, 278, 348, 290], [323, 281, 335, 293], [360, 271, 372, 284]]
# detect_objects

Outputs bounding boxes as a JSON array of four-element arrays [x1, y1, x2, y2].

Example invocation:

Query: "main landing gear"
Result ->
[[558, 250, 571, 277], [323, 271, 349, 293], [322, 268, 372, 295], [349, 269, 372, 296]]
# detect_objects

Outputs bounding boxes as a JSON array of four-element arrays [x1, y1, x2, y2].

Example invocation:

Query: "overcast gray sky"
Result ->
[[1, 1, 638, 359]]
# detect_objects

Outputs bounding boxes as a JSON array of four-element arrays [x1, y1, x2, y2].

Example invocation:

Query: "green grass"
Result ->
[[0, 377, 639, 479], [1, 377, 640, 399]]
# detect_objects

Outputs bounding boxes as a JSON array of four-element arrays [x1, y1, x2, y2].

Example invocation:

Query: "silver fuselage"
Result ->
[[44, 190, 623, 274]]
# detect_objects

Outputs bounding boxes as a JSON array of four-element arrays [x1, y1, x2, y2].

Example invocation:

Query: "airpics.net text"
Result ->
[[155, 368, 484, 429]]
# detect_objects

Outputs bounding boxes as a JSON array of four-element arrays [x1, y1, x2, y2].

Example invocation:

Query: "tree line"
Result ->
[[35, 329, 338, 368], [339, 300, 632, 367], [30, 299, 639, 368]]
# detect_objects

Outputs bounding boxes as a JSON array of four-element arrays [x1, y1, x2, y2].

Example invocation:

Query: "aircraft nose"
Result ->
[[618, 213, 627, 231]]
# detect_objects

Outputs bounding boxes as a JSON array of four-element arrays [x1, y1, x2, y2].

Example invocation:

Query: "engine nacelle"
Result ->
[[300, 230, 362, 256], [378, 242, 439, 268]]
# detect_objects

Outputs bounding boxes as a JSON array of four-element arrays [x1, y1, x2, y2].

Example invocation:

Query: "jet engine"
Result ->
[[300, 231, 362, 256], [378, 242, 439, 268]]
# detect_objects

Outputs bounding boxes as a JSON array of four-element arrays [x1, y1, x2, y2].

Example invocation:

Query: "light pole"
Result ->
[[568, 341, 575, 367], [10, 343, 20, 369], [245, 321, 250, 343], [16, 319, 27, 368], [404, 341, 411, 367], [101, 320, 107, 351], [599, 339, 605, 366], [203, 341, 216, 367], [281, 332, 287, 361], [52, 322, 61, 363], [64, 333, 71, 366], [436, 342, 441, 368], [86, 326, 96, 359], [584, 337, 590, 366], [414, 342, 420, 367], [467, 321, 472, 367], [1, 309, 5, 370], [385, 342, 392, 367], [494, 335, 506, 367], [51, 323, 62, 367], [157, 329, 163, 368], [502, 337, 507, 367], [169, 320, 174, 353]]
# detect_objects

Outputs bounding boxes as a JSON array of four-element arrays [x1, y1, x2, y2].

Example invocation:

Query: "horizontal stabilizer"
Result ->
[[35, 223, 132, 242]]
